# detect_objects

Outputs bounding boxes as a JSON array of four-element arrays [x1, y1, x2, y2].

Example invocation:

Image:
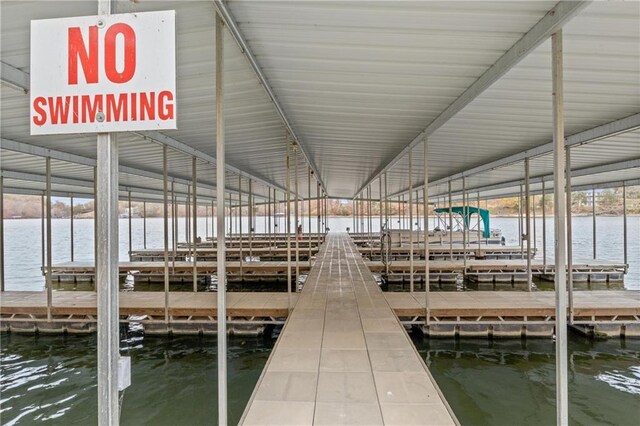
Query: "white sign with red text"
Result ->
[[30, 10, 176, 135]]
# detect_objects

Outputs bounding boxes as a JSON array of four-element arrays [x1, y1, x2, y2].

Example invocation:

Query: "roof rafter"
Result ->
[[355, 0, 590, 197]]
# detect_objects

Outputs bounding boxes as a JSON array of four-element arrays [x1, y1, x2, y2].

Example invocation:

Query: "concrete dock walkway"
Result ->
[[241, 232, 457, 425]]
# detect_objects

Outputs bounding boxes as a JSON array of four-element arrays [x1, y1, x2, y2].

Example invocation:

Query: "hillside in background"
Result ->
[[3, 186, 639, 219]]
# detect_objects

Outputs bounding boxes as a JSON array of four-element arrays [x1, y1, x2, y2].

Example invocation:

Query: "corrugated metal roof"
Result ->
[[1, 1, 638, 203]]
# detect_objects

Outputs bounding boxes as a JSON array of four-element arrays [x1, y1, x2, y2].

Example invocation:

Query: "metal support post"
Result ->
[[525, 158, 532, 290], [448, 181, 453, 260], [0, 176, 3, 291], [623, 183, 628, 265], [294, 144, 300, 288], [143, 201, 147, 249], [519, 184, 524, 259], [249, 179, 253, 262], [423, 138, 429, 323], [542, 179, 547, 268], [128, 191, 132, 261], [163, 146, 170, 323], [215, 12, 228, 425], [552, 30, 568, 426], [46, 158, 52, 321], [592, 187, 597, 259], [238, 175, 243, 276], [379, 177, 383, 234], [565, 148, 573, 322], [384, 172, 389, 228], [268, 188, 272, 250], [477, 191, 481, 250], [308, 168, 312, 263], [41, 194, 45, 276], [192, 157, 198, 291], [286, 136, 292, 309], [70, 195, 74, 261], [409, 149, 414, 293], [462, 177, 467, 272], [368, 185, 373, 260]]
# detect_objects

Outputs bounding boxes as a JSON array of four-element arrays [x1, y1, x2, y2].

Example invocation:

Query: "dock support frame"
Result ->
[[215, 12, 228, 425], [552, 30, 568, 426]]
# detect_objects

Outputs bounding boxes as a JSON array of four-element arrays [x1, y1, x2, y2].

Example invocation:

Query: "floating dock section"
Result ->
[[240, 232, 457, 425]]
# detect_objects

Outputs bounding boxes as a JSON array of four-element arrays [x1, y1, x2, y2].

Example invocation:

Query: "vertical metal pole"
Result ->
[[95, 1, 120, 410], [379, 177, 383, 234], [268, 188, 272, 250], [0, 176, 3, 291], [423, 138, 429, 323], [163, 146, 170, 324], [592, 187, 597, 259], [70, 195, 74, 262], [205, 204, 209, 240], [448, 181, 453, 261], [532, 194, 537, 254], [96, 128, 119, 425], [525, 158, 532, 290], [286, 137, 292, 309], [308, 168, 312, 262], [552, 30, 568, 426], [623, 183, 628, 266], [477, 191, 481, 250], [46, 158, 52, 321], [316, 182, 321, 248], [384, 172, 389, 228], [172, 183, 177, 269], [186, 185, 190, 249], [368, 185, 373, 260], [294, 144, 300, 290], [409, 149, 414, 293], [41, 194, 45, 275], [565, 148, 573, 322], [519, 184, 524, 259], [249, 179, 253, 261], [542, 179, 547, 268], [462, 177, 467, 272], [128, 191, 132, 261], [215, 12, 228, 425], [143, 201, 147, 249], [94, 167, 98, 266], [192, 157, 198, 291], [238, 175, 243, 276]]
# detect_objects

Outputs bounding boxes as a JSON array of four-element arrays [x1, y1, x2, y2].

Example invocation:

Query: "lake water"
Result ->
[[1, 216, 639, 424], [3, 215, 639, 290]]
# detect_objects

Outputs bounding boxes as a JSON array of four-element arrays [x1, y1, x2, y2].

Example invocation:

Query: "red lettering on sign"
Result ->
[[140, 92, 155, 120], [106, 93, 128, 121], [158, 91, 174, 120], [68, 26, 99, 85], [81, 94, 103, 123], [32, 97, 47, 125], [104, 23, 136, 84], [48, 96, 71, 124]]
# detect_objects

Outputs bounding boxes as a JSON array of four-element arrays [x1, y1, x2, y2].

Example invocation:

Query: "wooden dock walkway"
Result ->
[[240, 232, 457, 425]]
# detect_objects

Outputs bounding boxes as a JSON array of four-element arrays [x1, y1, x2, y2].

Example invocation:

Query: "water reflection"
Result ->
[[0, 330, 273, 425], [412, 335, 640, 425]]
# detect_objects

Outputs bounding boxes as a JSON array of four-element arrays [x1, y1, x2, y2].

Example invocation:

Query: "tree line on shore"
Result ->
[[3, 186, 639, 219]]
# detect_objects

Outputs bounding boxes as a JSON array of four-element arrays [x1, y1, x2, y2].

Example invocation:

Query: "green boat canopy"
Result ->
[[434, 206, 490, 238]]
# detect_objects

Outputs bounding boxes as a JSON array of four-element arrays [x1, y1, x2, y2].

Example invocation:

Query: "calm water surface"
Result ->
[[0, 330, 272, 425], [413, 336, 640, 426]]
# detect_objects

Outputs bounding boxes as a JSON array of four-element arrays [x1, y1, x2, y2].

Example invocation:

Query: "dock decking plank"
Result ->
[[240, 232, 457, 425]]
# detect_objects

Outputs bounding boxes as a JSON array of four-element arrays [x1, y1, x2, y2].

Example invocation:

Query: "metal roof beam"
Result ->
[[390, 158, 640, 199], [431, 113, 640, 185], [0, 61, 289, 195], [212, 0, 327, 193], [1, 137, 212, 190], [0, 169, 223, 203], [0, 61, 29, 93], [355, 0, 590, 196]]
